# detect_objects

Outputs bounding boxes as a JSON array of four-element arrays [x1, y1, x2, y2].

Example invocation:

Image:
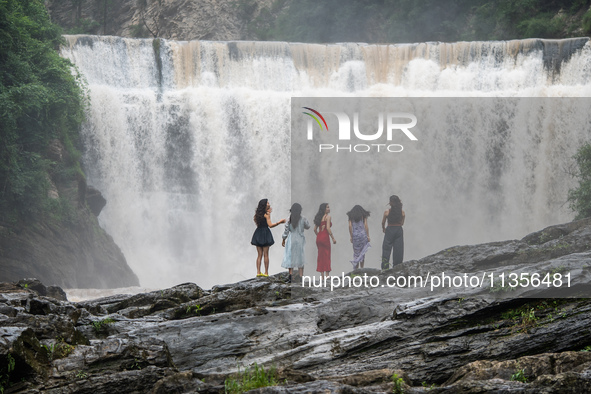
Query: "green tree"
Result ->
[[137, 0, 164, 38], [255, 0, 591, 43], [0, 0, 86, 220], [568, 143, 591, 220]]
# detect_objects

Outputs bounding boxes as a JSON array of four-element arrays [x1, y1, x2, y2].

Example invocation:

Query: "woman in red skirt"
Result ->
[[313, 203, 336, 280]]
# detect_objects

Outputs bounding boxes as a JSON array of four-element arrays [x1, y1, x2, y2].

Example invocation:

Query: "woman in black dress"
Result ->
[[251, 199, 286, 277]]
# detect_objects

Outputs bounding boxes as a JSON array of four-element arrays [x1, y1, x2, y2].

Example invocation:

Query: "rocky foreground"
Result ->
[[1, 218, 591, 393]]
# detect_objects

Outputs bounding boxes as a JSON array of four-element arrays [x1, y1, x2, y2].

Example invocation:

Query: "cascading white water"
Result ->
[[61, 36, 591, 289]]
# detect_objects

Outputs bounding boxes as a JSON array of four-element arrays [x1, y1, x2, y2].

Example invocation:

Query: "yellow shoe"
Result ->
[[256, 273, 264, 277], [263, 273, 269, 277]]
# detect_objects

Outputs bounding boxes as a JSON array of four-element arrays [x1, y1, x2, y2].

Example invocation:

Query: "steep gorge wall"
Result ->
[[45, 0, 276, 41], [0, 140, 139, 289]]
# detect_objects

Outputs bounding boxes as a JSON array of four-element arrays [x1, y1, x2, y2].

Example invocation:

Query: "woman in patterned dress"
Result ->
[[347, 205, 371, 270]]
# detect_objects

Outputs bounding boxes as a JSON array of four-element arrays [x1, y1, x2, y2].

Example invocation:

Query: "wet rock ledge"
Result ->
[[1, 218, 591, 393]]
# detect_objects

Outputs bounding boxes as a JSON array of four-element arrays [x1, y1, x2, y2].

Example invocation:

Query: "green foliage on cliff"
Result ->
[[568, 143, 591, 220], [224, 363, 280, 393], [0, 353, 15, 393], [0, 0, 86, 220], [253, 0, 591, 43]]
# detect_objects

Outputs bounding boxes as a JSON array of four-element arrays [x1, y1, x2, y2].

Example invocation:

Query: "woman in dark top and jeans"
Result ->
[[381, 195, 405, 270]]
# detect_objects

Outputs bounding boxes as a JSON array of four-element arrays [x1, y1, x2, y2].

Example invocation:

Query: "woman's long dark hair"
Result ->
[[289, 203, 302, 228], [347, 205, 370, 223], [254, 199, 268, 226], [387, 195, 403, 224], [313, 203, 328, 226]]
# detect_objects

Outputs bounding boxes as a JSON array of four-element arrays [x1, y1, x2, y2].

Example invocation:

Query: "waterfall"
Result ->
[[61, 36, 591, 289]]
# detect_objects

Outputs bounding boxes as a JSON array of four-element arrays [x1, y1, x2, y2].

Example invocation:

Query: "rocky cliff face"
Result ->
[[45, 0, 277, 41], [0, 140, 139, 289], [1, 218, 591, 392]]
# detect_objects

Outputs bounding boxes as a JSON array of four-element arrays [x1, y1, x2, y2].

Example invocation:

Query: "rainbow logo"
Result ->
[[302, 107, 329, 131]]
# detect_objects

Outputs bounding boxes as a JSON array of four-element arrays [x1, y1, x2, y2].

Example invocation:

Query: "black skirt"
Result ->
[[251, 227, 274, 247]]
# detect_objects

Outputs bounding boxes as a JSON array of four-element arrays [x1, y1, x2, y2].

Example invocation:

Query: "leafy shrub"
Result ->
[[568, 144, 591, 219], [250, 0, 588, 43], [511, 368, 528, 383], [128, 23, 149, 38], [46, 197, 79, 225], [520, 308, 538, 327], [517, 13, 566, 38], [66, 18, 101, 35], [392, 373, 405, 393], [42, 339, 75, 361], [0, 354, 15, 393], [583, 9, 591, 34], [224, 363, 280, 393], [91, 318, 116, 334]]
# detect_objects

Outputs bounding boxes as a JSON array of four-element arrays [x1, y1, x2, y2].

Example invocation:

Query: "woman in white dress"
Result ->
[[281, 203, 310, 283]]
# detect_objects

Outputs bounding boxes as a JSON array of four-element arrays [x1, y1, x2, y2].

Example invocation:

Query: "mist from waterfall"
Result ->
[[61, 36, 591, 289]]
